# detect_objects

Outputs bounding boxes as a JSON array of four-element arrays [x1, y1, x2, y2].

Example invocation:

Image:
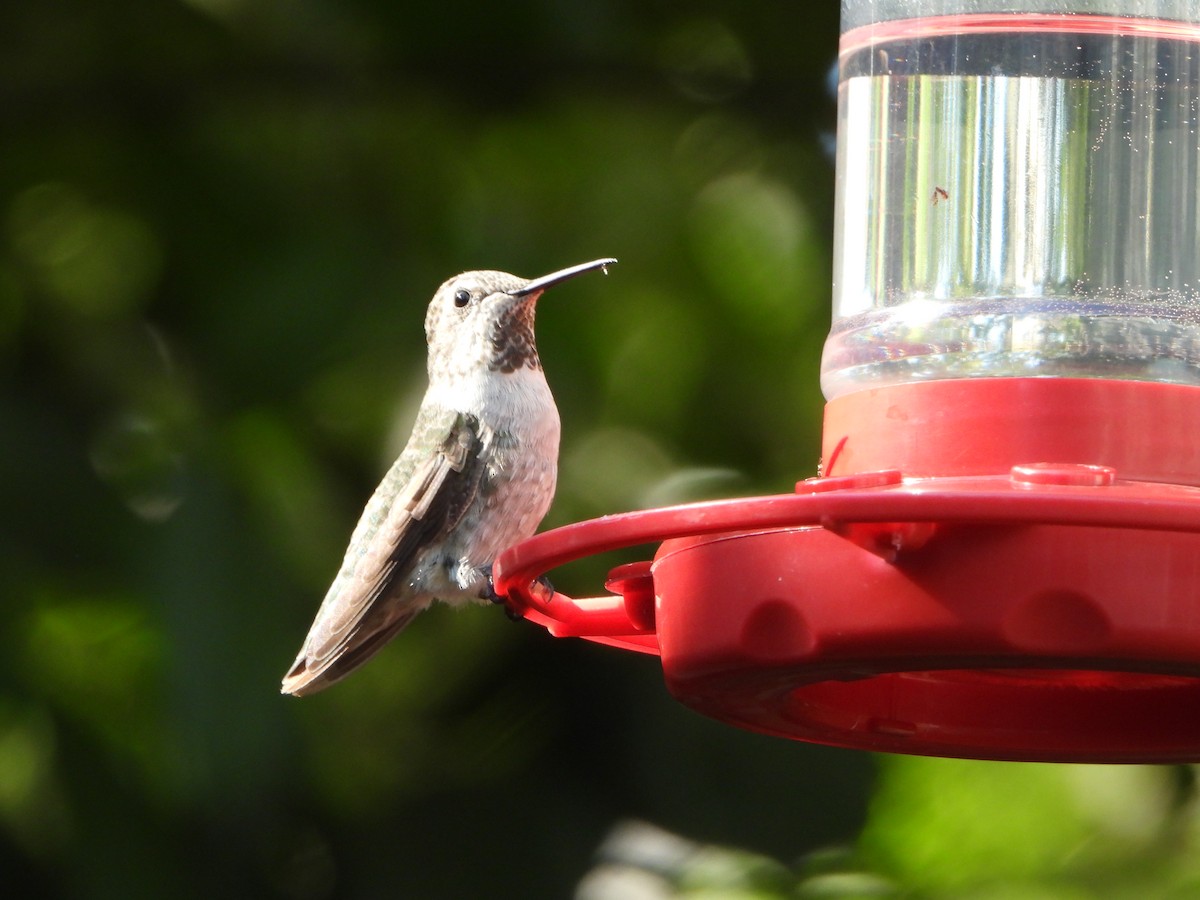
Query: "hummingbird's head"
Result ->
[[424, 259, 616, 379]]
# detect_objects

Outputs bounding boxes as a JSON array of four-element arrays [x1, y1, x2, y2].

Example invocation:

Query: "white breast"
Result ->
[[427, 366, 559, 440], [424, 366, 561, 597]]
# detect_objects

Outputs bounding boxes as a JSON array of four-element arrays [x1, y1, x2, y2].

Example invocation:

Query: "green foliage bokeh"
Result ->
[[5, 3, 1200, 899], [0, 2, 851, 897]]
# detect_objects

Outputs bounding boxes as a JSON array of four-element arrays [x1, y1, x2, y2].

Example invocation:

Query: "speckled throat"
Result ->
[[488, 297, 540, 373]]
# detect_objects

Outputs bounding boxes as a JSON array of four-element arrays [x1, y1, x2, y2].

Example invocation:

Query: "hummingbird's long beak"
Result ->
[[512, 258, 617, 297]]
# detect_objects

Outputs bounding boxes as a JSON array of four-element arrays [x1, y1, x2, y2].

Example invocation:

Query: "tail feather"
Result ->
[[280, 609, 420, 697]]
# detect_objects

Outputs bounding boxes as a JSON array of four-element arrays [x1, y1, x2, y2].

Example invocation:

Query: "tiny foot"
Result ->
[[478, 567, 522, 620], [531, 575, 555, 603], [478, 567, 504, 605], [479, 567, 553, 620]]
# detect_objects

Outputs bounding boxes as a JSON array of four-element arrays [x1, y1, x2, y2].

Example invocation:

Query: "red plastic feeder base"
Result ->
[[493, 379, 1200, 762]]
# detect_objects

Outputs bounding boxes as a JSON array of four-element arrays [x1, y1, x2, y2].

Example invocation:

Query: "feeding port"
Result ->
[[496, 1, 1200, 763]]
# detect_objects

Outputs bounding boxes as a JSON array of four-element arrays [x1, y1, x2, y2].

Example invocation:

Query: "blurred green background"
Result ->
[[4, 2, 1200, 898]]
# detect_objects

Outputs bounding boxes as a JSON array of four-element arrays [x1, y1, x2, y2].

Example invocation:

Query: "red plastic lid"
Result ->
[[494, 378, 1200, 762]]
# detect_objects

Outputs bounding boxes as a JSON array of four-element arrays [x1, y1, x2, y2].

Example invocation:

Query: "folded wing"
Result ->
[[281, 409, 492, 696]]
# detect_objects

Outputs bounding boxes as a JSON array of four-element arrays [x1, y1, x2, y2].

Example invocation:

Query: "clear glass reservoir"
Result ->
[[823, 0, 1200, 399]]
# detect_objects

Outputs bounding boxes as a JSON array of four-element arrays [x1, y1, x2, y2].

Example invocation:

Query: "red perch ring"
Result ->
[[494, 466, 1200, 763]]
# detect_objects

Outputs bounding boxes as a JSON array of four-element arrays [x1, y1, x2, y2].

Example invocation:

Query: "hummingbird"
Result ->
[[281, 258, 616, 696]]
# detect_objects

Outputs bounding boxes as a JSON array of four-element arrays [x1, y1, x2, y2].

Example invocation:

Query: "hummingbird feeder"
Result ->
[[495, 0, 1200, 763]]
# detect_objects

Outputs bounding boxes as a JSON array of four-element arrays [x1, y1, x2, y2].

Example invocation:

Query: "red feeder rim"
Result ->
[[493, 378, 1200, 763]]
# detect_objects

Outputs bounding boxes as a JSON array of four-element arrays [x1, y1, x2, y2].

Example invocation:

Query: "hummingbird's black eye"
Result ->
[[453, 289, 471, 308]]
